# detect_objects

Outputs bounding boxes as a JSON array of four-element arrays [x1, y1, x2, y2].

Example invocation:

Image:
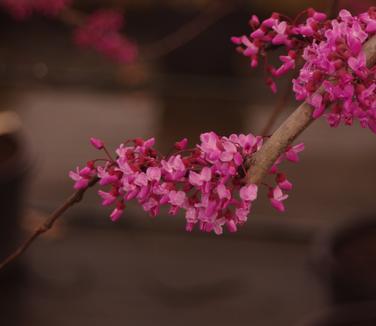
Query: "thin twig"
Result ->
[[260, 76, 293, 137], [246, 34, 376, 185], [141, 2, 235, 60], [0, 176, 99, 271]]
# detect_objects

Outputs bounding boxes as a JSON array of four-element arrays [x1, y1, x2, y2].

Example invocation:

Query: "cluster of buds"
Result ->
[[1, 1, 138, 64], [233, 7, 376, 133], [70, 134, 304, 235], [0, 0, 71, 19], [74, 9, 138, 64]]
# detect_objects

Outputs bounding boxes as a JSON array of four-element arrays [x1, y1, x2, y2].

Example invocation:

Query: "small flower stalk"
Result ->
[[70, 133, 304, 235]]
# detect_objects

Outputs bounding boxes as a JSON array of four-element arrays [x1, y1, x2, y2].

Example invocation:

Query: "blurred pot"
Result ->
[[313, 216, 376, 304], [297, 301, 376, 326], [0, 111, 31, 280]]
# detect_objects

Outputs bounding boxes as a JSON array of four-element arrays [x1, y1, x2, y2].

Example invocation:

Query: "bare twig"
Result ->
[[260, 76, 293, 137], [246, 34, 376, 185], [141, 2, 235, 60], [0, 176, 99, 271]]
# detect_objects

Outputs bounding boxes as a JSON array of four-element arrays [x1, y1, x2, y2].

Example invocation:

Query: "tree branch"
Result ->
[[0, 36, 374, 272], [141, 2, 234, 60], [246, 34, 376, 185], [0, 176, 99, 271]]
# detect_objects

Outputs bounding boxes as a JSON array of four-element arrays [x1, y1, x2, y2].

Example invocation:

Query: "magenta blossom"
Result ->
[[233, 7, 376, 134], [70, 133, 304, 235], [74, 10, 138, 64]]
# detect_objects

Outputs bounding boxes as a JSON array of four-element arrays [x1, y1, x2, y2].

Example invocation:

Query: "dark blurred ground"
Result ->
[[0, 1, 375, 325]]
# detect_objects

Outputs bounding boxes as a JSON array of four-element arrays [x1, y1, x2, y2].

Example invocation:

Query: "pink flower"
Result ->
[[235, 208, 250, 223], [272, 21, 288, 45], [110, 207, 123, 221], [220, 141, 237, 162], [1, 0, 71, 19], [199, 132, 221, 162], [168, 190, 186, 207], [348, 51, 367, 75], [69, 166, 94, 189], [250, 15, 260, 27], [74, 10, 138, 64], [285, 143, 305, 163], [269, 187, 288, 212], [98, 190, 116, 206], [146, 167, 161, 182], [273, 53, 295, 77], [216, 184, 231, 200], [90, 137, 104, 150], [233, 7, 376, 134], [226, 220, 238, 233], [174, 138, 188, 150], [73, 133, 303, 234], [97, 166, 118, 185], [239, 184, 258, 202], [276, 173, 293, 191], [189, 167, 211, 187], [310, 93, 325, 118]]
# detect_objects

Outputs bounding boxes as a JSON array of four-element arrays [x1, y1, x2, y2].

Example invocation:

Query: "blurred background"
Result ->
[[0, 0, 376, 325]]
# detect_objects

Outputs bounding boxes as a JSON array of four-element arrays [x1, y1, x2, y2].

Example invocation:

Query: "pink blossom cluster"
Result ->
[[0, 0, 71, 19], [231, 8, 329, 93], [293, 9, 376, 132], [70, 134, 304, 235], [232, 7, 376, 132], [74, 10, 138, 64]]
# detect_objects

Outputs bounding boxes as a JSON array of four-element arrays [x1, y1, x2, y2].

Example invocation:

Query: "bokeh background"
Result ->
[[0, 0, 375, 325]]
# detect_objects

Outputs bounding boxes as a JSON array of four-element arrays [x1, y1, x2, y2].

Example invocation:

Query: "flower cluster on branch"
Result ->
[[0, 0, 71, 19], [232, 7, 376, 133], [70, 135, 304, 235], [74, 10, 138, 64], [0, 0, 138, 64]]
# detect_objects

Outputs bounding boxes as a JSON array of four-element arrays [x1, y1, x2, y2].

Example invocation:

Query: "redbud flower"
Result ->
[[1, 0, 71, 19], [74, 10, 138, 64], [90, 137, 104, 150], [70, 133, 304, 234], [233, 7, 376, 135]]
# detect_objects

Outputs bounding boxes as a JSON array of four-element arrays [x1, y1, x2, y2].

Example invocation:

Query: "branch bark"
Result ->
[[246, 34, 376, 185], [0, 177, 98, 271]]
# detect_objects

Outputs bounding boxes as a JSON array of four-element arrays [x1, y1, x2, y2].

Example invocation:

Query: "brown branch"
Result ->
[[0, 176, 99, 271], [141, 2, 235, 60], [246, 34, 376, 185], [260, 74, 293, 137]]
